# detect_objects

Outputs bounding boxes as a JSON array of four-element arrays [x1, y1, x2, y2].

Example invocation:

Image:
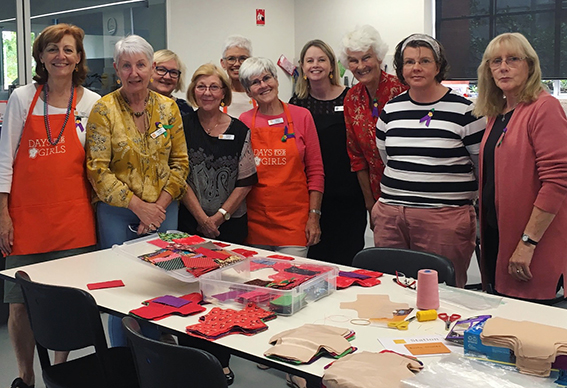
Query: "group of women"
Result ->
[[1, 21, 567, 388]]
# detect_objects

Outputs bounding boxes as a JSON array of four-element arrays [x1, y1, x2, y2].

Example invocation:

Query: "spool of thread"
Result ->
[[416, 269, 440, 310], [416, 309, 438, 322]]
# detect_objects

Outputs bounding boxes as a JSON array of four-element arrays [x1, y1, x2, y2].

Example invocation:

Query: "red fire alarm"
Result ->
[[256, 9, 265, 25]]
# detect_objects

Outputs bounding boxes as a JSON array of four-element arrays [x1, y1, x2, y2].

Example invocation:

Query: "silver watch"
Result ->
[[218, 208, 231, 221]]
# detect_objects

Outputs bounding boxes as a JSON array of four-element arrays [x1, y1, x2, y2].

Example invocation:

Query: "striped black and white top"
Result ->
[[376, 89, 485, 208]]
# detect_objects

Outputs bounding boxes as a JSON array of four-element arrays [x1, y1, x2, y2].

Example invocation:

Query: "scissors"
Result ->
[[388, 316, 416, 330], [438, 313, 461, 330]]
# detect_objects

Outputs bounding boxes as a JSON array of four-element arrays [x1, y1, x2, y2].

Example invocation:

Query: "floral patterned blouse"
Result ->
[[86, 89, 189, 207], [344, 71, 407, 200]]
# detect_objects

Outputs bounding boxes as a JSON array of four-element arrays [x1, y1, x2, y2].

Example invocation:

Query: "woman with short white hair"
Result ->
[[220, 35, 255, 116], [340, 25, 407, 227], [86, 35, 189, 346], [239, 57, 324, 258]]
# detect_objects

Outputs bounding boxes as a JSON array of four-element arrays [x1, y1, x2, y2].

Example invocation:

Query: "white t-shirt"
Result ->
[[223, 91, 255, 118], [0, 83, 101, 192]]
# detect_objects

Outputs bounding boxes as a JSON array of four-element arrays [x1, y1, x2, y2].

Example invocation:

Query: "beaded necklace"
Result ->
[[44, 84, 74, 146], [121, 92, 148, 117]]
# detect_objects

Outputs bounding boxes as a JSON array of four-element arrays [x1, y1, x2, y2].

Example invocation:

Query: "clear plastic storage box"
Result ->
[[199, 257, 338, 315]]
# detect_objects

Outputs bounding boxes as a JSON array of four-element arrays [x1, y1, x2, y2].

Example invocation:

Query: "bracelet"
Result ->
[[309, 209, 322, 216]]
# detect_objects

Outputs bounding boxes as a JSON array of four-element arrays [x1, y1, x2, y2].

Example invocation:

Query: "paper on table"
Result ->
[[379, 336, 451, 357]]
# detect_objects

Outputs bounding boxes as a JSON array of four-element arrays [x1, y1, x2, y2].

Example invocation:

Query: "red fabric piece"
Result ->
[[186, 303, 276, 340], [147, 238, 170, 248], [173, 235, 207, 245], [336, 269, 383, 289], [236, 290, 273, 303], [130, 300, 206, 320], [213, 242, 231, 248], [272, 262, 294, 271], [195, 247, 231, 260], [232, 248, 258, 257], [267, 254, 295, 261], [87, 280, 125, 290]]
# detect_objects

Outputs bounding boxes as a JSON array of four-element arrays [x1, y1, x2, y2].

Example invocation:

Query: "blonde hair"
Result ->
[[474, 32, 543, 118], [186, 63, 232, 108], [153, 49, 186, 93], [295, 39, 341, 99]]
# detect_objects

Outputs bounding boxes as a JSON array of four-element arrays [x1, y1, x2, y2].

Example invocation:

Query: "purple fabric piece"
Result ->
[[153, 295, 190, 308], [339, 271, 371, 280], [212, 290, 242, 302]]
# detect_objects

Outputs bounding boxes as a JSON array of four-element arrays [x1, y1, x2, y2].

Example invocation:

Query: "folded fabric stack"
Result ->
[[129, 293, 206, 320], [322, 351, 422, 388], [185, 303, 276, 340], [265, 324, 356, 364], [336, 269, 383, 289], [480, 317, 567, 376], [139, 235, 246, 277]]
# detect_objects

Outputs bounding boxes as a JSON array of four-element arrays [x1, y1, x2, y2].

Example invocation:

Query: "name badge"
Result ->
[[268, 118, 284, 126], [151, 127, 166, 139], [218, 134, 235, 140], [334, 105, 344, 112]]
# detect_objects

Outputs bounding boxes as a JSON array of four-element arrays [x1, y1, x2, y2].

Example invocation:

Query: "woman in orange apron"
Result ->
[[0, 24, 99, 388], [238, 57, 324, 258]]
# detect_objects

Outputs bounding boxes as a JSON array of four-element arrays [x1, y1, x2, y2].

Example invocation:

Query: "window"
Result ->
[[436, 0, 567, 80]]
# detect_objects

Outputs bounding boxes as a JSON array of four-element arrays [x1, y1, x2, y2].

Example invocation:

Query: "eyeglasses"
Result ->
[[403, 58, 436, 67], [488, 56, 526, 69], [250, 74, 274, 89], [393, 271, 416, 290], [195, 84, 223, 93], [155, 66, 181, 79], [224, 56, 249, 65]]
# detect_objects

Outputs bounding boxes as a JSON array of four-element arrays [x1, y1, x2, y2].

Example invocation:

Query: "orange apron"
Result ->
[[245, 102, 309, 246], [8, 85, 96, 255]]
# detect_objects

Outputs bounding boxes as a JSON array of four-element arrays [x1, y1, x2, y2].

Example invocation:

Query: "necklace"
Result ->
[[44, 84, 74, 146], [122, 92, 148, 117]]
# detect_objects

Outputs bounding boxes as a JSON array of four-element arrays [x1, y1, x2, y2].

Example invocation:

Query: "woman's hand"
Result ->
[[507, 241, 535, 281], [305, 214, 321, 246], [0, 208, 14, 256], [128, 196, 166, 229], [197, 214, 222, 238]]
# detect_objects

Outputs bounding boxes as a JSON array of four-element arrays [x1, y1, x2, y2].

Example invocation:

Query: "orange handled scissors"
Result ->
[[438, 313, 461, 330]]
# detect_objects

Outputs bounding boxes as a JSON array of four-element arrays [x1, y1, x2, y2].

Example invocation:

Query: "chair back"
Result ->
[[15, 271, 109, 366], [352, 247, 457, 286], [123, 316, 228, 388]]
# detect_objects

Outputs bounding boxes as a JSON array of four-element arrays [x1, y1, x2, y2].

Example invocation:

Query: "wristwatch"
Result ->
[[218, 208, 231, 221], [521, 233, 538, 246]]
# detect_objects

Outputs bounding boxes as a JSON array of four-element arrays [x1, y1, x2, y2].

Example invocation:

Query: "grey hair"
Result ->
[[114, 34, 154, 65], [339, 25, 388, 65], [238, 57, 278, 92], [222, 35, 253, 58]]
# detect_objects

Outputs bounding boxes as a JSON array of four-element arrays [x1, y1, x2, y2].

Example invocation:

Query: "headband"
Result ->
[[401, 34, 441, 60]]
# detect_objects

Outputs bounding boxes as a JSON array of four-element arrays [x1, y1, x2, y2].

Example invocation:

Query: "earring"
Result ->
[[42, 63, 46, 71], [329, 74, 333, 79], [75, 64, 79, 72], [117, 79, 121, 85], [303, 75, 307, 80], [220, 101, 225, 107], [150, 78, 154, 83]]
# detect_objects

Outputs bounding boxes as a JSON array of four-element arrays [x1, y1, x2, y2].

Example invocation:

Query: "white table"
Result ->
[[2, 237, 567, 384]]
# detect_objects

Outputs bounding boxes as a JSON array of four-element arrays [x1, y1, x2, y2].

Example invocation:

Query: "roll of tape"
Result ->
[[416, 309, 438, 322]]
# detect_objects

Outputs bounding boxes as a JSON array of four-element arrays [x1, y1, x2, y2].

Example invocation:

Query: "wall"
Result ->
[[167, 0, 434, 101], [168, 0, 296, 101]]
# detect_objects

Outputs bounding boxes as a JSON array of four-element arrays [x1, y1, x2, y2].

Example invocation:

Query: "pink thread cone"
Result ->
[[416, 269, 439, 310]]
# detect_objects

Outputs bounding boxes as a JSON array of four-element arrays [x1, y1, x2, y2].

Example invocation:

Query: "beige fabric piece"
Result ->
[[481, 317, 567, 376], [322, 351, 422, 388], [265, 324, 353, 364], [340, 294, 409, 319]]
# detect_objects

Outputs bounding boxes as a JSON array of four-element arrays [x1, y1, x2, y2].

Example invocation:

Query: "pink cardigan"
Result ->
[[479, 91, 567, 299]]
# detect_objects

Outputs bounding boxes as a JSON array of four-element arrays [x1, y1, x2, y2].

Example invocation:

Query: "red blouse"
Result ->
[[344, 71, 407, 200]]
